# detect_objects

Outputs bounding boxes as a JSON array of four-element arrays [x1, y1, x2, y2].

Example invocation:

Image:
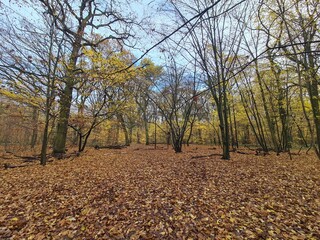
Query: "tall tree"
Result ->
[[135, 58, 162, 145], [37, 0, 135, 156], [170, 0, 248, 159], [150, 56, 202, 153]]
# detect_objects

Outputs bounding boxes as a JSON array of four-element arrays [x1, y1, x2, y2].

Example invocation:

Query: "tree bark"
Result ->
[[307, 78, 320, 158], [222, 81, 230, 160], [30, 106, 39, 149], [117, 114, 130, 146], [53, 82, 73, 156], [143, 112, 150, 145], [255, 61, 278, 153]]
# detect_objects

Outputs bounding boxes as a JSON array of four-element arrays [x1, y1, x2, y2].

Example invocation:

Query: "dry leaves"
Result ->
[[0, 145, 319, 239]]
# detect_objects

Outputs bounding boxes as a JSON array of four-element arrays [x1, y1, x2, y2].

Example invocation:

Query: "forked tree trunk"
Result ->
[[117, 114, 130, 146], [172, 134, 183, 153]]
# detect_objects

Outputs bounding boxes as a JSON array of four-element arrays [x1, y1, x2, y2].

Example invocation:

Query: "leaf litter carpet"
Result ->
[[0, 145, 319, 239]]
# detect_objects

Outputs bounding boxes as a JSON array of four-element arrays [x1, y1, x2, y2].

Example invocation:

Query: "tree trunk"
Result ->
[[41, 88, 52, 165], [136, 130, 141, 144], [79, 128, 94, 152], [40, 110, 50, 166], [143, 112, 149, 145], [222, 85, 230, 160], [52, 21, 84, 156], [117, 114, 130, 146], [186, 121, 195, 146], [234, 76, 268, 151], [228, 101, 235, 151], [212, 122, 221, 145], [232, 102, 239, 148], [243, 125, 250, 145], [53, 82, 73, 156], [78, 133, 83, 153], [308, 79, 320, 158], [128, 126, 133, 144], [172, 135, 182, 153], [255, 61, 278, 153], [30, 106, 39, 149], [115, 123, 120, 145], [197, 128, 202, 144]]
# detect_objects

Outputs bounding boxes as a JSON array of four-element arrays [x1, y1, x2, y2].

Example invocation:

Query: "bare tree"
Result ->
[[149, 55, 202, 152], [0, 3, 65, 165], [169, 0, 248, 159]]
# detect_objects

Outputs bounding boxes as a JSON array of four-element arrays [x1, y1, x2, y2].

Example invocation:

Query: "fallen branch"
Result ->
[[208, 147, 217, 150], [94, 145, 127, 150], [191, 153, 222, 159], [236, 151, 249, 155], [19, 156, 40, 162], [4, 163, 29, 169], [54, 152, 80, 160]]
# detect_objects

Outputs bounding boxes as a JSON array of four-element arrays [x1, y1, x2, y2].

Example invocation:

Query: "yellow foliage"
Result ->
[[0, 88, 42, 107]]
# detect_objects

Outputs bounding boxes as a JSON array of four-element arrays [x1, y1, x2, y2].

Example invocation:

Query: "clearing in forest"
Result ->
[[0, 145, 319, 239]]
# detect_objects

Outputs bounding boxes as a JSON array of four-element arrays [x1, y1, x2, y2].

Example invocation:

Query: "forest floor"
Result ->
[[0, 144, 319, 240]]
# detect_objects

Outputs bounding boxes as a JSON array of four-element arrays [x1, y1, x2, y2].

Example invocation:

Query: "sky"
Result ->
[[0, 0, 172, 64]]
